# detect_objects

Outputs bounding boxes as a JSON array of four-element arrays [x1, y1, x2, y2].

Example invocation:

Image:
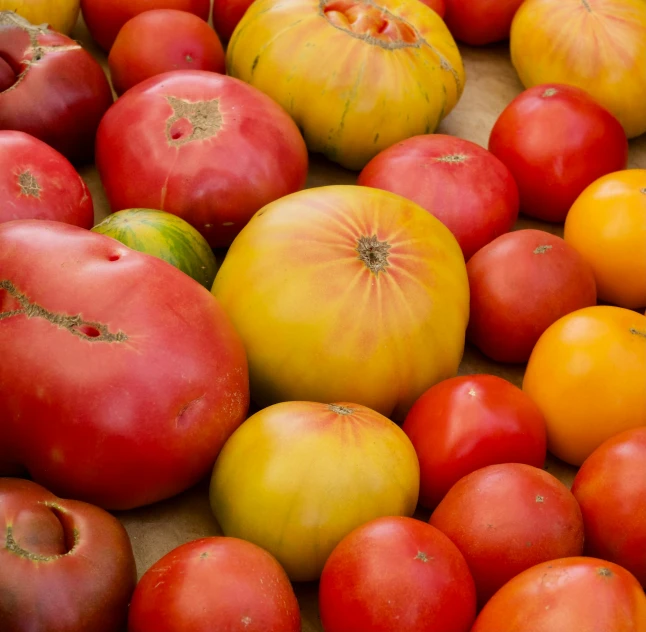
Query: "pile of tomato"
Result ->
[[0, 0, 645, 630]]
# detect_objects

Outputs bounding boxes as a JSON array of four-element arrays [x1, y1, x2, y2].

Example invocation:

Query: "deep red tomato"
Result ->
[[467, 229, 597, 363], [212, 0, 253, 41], [443, 0, 524, 45], [429, 463, 584, 607], [128, 537, 301, 632], [488, 83, 628, 222], [109, 10, 225, 95], [403, 375, 547, 509], [357, 134, 518, 261], [571, 427, 646, 588], [319, 516, 476, 632]]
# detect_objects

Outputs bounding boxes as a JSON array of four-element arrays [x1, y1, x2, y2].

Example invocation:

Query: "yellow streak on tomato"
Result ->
[[0, 0, 81, 34]]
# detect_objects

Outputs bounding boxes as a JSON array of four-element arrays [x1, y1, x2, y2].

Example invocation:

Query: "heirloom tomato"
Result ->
[[0, 0, 80, 34], [443, 0, 524, 45]]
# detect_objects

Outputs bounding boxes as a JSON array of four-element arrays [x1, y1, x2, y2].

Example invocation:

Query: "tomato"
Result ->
[[227, 0, 464, 170], [357, 135, 519, 261], [420, 0, 445, 17], [488, 84, 628, 222], [212, 0, 253, 41], [128, 537, 300, 632], [471, 557, 646, 632], [0, 220, 249, 510], [0, 131, 93, 228], [96, 70, 308, 248], [564, 169, 646, 309], [443, 0, 524, 45], [523, 306, 646, 466], [403, 375, 547, 509], [571, 428, 646, 588], [80, 0, 210, 51], [0, 0, 80, 34], [210, 401, 420, 582], [429, 463, 584, 607], [466, 230, 597, 363], [319, 517, 476, 632], [212, 186, 469, 420], [0, 478, 136, 631], [510, 0, 646, 139]]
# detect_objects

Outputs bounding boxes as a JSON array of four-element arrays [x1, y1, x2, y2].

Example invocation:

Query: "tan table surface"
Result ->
[[65, 11, 646, 631]]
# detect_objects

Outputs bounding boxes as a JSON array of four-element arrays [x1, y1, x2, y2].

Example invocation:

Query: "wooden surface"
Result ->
[[67, 11, 646, 632]]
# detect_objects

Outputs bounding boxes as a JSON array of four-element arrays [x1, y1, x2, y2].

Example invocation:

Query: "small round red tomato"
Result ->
[[471, 557, 646, 632], [403, 375, 547, 509], [571, 428, 646, 588], [443, 0, 524, 45], [429, 463, 584, 607], [467, 229, 597, 363], [357, 135, 518, 261], [488, 83, 628, 222], [109, 10, 225, 95], [128, 537, 301, 632], [319, 516, 476, 632]]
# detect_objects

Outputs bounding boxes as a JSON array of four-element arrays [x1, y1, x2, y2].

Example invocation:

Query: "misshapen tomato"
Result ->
[[444, 0, 524, 45]]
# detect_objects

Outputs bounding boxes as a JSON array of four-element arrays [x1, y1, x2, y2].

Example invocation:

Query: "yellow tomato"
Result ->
[[523, 306, 646, 466], [227, 0, 464, 170], [510, 0, 646, 138], [564, 170, 646, 310], [209, 401, 420, 581], [212, 185, 469, 421], [0, 0, 81, 34]]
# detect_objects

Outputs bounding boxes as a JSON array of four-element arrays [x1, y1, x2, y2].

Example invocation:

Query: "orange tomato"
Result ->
[[523, 306, 646, 466], [564, 169, 646, 310]]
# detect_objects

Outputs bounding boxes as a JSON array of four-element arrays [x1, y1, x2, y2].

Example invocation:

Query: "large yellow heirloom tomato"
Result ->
[[212, 185, 470, 421], [0, 0, 81, 34], [209, 401, 420, 581], [510, 0, 646, 138], [523, 306, 646, 467], [226, 0, 465, 170]]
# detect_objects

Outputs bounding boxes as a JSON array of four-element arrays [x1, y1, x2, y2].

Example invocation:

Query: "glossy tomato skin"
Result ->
[[80, 0, 210, 51], [471, 557, 646, 632], [489, 84, 628, 222], [96, 70, 308, 248], [429, 463, 584, 607], [128, 537, 300, 632], [571, 428, 646, 588], [403, 375, 547, 509], [444, 0, 524, 45], [466, 229, 597, 363], [0, 131, 93, 228], [523, 306, 646, 466], [0, 478, 136, 632], [109, 10, 225, 95], [319, 517, 476, 632], [358, 135, 519, 261]]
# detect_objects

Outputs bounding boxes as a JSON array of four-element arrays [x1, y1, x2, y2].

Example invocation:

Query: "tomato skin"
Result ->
[[571, 428, 646, 588], [471, 557, 646, 632], [523, 306, 646, 466], [128, 537, 301, 632], [108, 10, 225, 96], [212, 0, 253, 41], [429, 463, 584, 607], [319, 517, 476, 632], [466, 229, 597, 363], [403, 375, 547, 509], [443, 0, 524, 45], [419, 0, 445, 18], [357, 135, 518, 261], [488, 84, 628, 222]]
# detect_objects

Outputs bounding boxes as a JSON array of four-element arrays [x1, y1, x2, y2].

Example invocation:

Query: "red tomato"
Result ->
[[357, 135, 518, 261], [128, 537, 301, 632], [571, 427, 646, 588], [429, 463, 584, 607], [108, 10, 225, 95], [403, 375, 547, 509], [212, 0, 254, 41], [0, 131, 93, 228], [443, 0, 524, 45], [419, 0, 446, 18], [96, 70, 308, 248], [319, 516, 476, 632], [488, 83, 628, 222], [471, 557, 646, 632], [467, 229, 597, 363], [80, 0, 210, 51]]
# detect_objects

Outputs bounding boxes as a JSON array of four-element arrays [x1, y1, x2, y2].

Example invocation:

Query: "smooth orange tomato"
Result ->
[[0, 0, 81, 34], [523, 306, 646, 466], [564, 169, 646, 310]]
